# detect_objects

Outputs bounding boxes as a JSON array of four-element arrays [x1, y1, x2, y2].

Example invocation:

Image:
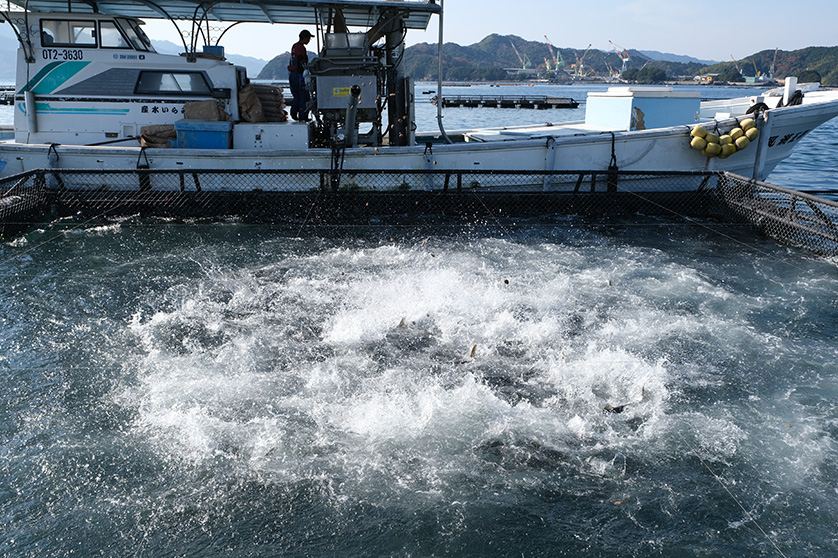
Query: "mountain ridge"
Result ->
[[637, 50, 719, 66], [0, 24, 835, 85], [257, 34, 837, 85]]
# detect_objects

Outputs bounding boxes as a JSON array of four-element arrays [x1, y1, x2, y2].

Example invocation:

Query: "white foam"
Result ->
[[112, 236, 836, 506]]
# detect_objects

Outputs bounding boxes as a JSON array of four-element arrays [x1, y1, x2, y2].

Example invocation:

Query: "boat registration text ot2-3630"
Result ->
[[43, 48, 84, 60]]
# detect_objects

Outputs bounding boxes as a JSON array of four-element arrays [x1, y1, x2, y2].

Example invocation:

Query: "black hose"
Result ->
[[746, 102, 770, 115], [776, 90, 804, 108]]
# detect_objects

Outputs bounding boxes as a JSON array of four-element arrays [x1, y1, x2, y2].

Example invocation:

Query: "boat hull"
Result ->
[[1, 94, 837, 192]]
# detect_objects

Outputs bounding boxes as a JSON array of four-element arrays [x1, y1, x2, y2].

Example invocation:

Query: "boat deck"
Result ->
[[461, 122, 613, 142]]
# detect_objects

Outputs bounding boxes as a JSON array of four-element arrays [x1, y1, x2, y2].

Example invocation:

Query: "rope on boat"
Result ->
[[136, 146, 150, 169], [329, 138, 346, 191], [86, 136, 141, 147], [47, 143, 60, 165], [607, 132, 619, 192]]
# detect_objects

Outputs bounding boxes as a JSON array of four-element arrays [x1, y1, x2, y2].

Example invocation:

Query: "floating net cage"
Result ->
[[0, 168, 836, 257]]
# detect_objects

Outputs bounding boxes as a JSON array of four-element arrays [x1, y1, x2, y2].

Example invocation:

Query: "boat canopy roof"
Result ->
[[4, 0, 440, 28]]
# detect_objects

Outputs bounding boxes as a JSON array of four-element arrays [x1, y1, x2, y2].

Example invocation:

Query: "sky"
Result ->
[[138, 0, 838, 63]]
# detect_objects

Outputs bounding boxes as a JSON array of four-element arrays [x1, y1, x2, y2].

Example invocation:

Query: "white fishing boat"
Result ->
[[1, 0, 837, 191]]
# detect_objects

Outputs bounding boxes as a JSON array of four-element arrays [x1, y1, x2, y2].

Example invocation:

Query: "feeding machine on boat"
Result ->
[[0, 0, 837, 190]]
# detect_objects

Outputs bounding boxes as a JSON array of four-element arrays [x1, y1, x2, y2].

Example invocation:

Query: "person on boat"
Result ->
[[288, 29, 313, 121]]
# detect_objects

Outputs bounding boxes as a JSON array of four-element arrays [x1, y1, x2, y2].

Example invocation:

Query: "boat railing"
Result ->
[[0, 168, 836, 256]]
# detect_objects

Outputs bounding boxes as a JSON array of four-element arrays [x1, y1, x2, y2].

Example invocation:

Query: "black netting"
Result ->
[[0, 172, 50, 239], [0, 168, 836, 256], [716, 173, 838, 256]]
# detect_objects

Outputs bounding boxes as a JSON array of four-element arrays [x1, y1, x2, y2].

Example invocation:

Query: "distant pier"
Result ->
[[0, 87, 15, 106], [431, 95, 578, 110]]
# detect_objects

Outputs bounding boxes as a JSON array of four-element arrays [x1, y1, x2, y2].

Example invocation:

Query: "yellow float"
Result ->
[[735, 136, 750, 150], [691, 125, 707, 138], [702, 142, 722, 157], [689, 119, 759, 159], [719, 143, 737, 158], [690, 136, 707, 150]]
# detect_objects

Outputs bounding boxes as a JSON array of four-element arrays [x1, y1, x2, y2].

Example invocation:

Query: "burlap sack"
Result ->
[[183, 100, 230, 121], [238, 84, 265, 123], [140, 124, 176, 148]]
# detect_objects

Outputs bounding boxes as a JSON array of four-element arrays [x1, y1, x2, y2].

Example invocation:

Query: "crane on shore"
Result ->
[[572, 44, 592, 78], [609, 40, 631, 76], [544, 35, 565, 72], [730, 55, 742, 75], [504, 39, 537, 77], [604, 60, 616, 80], [509, 40, 533, 70]]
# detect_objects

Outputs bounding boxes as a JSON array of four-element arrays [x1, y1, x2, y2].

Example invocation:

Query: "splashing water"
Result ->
[[1, 221, 837, 556]]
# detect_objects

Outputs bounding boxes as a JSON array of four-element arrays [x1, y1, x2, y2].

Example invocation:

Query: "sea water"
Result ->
[[1, 85, 837, 557]]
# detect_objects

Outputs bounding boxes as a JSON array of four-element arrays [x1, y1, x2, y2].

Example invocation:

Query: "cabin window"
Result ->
[[116, 18, 153, 51], [40, 20, 97, 48], [135, 71, 212, 95], [99, 21, 131, 49]]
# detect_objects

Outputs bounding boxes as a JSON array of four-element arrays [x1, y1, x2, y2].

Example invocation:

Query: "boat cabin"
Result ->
[[1, 0, 441, 150], [5, 10, 245, 145]]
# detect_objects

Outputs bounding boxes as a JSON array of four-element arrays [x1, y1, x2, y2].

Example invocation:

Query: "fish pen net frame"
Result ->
[[0, 168, 836, 257]]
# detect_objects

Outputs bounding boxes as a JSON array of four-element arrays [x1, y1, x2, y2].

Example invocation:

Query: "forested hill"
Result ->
[[256, 34, 838, 85], [703, 47, 838, 85], [400, 34, 706, 82]]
